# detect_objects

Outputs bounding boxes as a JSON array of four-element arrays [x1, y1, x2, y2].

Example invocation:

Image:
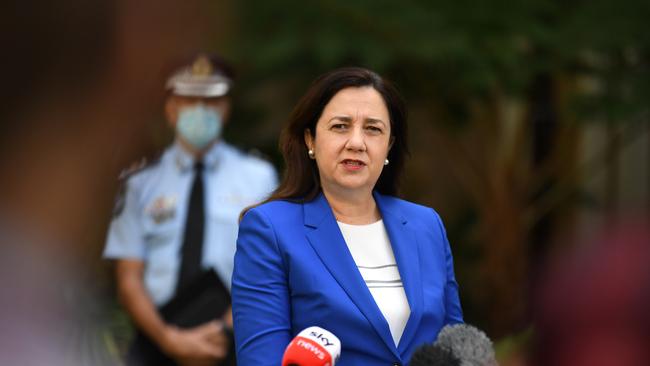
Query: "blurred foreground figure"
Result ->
[[533, 217, 650, 366], [0, 1, 211, 364], [103, 54, 277, 365]]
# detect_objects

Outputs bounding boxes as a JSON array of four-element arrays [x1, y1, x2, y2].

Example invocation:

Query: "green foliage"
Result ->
[[230, 0, 649, 121], [493, 326, 534, 363]]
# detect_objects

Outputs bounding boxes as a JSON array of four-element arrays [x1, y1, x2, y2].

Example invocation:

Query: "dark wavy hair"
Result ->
[[264, 67, 409, 206]]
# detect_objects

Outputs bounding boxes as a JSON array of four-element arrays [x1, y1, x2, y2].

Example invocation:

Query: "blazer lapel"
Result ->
[[374, 192, 424, 355], [303, 193, 401, 359]]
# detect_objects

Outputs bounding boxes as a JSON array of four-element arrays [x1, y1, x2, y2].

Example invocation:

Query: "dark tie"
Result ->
[[176, 160, 205, 293]]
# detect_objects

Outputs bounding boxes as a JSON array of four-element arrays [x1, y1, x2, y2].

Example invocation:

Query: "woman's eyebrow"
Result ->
[[328, 115, 353, 123], [365, 117, 386, 126]]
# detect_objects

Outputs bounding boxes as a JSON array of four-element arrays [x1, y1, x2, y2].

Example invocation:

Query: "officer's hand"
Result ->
[[160, 320, 229, 365]]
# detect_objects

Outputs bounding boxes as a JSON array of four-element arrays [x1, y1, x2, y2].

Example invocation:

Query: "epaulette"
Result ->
[[112, 154, 161, 218], [117, 154, 162, 181]]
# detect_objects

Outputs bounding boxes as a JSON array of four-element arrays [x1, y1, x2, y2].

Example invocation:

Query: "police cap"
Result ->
[[165, 54, 233, 98]]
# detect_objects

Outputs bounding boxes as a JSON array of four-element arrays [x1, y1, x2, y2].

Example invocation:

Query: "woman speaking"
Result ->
[[232, 67, 463, 365]]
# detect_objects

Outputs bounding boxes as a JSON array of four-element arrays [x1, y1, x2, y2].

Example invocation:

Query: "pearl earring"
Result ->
[[384, 158, 389, 166], [308, 149, 315, 159]]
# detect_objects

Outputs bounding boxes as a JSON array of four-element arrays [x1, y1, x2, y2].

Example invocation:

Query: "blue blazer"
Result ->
[[232, 192, 463, 365]]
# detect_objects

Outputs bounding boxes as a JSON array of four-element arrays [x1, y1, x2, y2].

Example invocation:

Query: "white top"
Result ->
[[337, 220, 411, 346], [103, 142, 277, 305]]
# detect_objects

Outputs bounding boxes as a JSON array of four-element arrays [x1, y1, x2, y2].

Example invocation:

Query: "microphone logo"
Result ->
[[282, 326, 341, 366], [309, 330, 336, 347], [295, 337, 328, 360]]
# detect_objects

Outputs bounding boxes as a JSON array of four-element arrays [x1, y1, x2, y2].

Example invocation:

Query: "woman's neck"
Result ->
[[322, 188, 381, 225]]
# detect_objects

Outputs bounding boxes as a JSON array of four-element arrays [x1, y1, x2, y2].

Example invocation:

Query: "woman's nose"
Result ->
[[345, 126, 366, 152]]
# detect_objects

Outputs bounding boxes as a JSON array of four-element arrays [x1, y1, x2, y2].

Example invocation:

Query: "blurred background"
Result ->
[[1, 0, 648, 364]]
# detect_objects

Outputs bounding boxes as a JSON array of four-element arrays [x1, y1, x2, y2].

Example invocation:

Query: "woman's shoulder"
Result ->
[[378, 194, 441, 219], [242, 199, 304, 223], [379, 195, 448, 239], [254, 198, 303, 211]]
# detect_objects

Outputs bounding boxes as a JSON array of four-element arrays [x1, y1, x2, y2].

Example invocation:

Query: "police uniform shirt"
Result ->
[[103, 141, 278, 306]]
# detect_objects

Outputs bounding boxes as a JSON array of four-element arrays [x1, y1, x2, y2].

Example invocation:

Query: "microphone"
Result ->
[[409, 324, 497, 366], [409, 343, 461, 366], [281, 326, 341, 366], [435, 324, 497, 366]]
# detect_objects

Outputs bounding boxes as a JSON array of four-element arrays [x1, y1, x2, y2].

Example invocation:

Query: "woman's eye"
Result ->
[[331, 124, 347, 130], [366, 126, 382, 133]]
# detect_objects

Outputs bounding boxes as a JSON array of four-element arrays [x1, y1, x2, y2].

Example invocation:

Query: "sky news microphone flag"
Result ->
[[282, 326, 341, 366]]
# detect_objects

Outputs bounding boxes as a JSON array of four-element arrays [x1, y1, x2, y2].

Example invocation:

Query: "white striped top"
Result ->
[[337, 220, 411, 346]]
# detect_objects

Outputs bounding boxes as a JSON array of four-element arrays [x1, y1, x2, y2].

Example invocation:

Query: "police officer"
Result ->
[[104, 54, 277, 365]]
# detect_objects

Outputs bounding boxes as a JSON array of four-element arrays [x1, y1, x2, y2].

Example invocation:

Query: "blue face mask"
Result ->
[[176, 104, 223, 149]]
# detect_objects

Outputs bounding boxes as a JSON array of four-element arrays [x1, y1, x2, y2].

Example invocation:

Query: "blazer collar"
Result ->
[[302, 191, 404, 226], [303, 191, 423, 358]]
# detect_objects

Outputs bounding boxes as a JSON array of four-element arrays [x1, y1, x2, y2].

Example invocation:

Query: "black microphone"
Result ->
[[409, 343, 460, 366], [435, 324, 497, 366], [409, 324, 497, 366]]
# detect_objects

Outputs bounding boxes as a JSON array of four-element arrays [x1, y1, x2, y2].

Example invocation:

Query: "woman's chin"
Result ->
[[326, 178, 375, 194]]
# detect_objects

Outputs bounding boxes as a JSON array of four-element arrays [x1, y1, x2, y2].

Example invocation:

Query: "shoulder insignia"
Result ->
[[112, 181, 127, 218], [112, 153, 162, 218], [118, 157, 147, 180], [117, 153, 163, 180]]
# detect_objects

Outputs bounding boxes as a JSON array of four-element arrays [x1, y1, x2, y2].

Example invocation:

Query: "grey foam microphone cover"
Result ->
[[409, 343, 461, 366], [435, 324, 497, 366]]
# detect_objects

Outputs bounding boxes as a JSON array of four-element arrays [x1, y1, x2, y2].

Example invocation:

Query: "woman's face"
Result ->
[[305, 86, 392, 197]]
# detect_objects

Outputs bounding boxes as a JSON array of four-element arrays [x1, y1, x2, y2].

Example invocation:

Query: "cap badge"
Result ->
[[192, 55, 213, 77]]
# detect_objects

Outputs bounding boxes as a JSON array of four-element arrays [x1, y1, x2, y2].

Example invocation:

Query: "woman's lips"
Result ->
[[341, 159, 365, 171]]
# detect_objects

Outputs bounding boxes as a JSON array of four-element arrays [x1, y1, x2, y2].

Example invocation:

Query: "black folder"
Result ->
[[160, 268, 231, 327], [127, 269, 235, 366]]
